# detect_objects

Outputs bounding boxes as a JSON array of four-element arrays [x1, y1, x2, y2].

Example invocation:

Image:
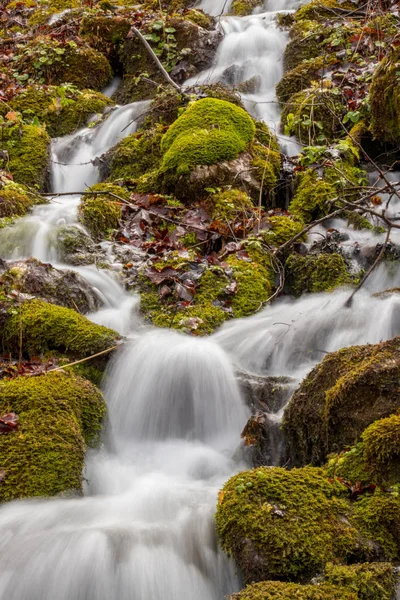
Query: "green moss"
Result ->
[[79, 15, 131, 59], [361, 414, 400, 487], [324, 562, 396, 600], [110, 125, 164, 181], [11, 85, 113, 137], [281, 87, 346, 144], [0, 371, 105, 501], [216, 466, 360, 583], [289, 169, 335, 223], [1, 123, 50, 190], [0, 181, 39, 217], [295, 0, 356, 21], [228, 252, 273, 317], [2, 299, 119, 358], [283, 23, 325, 72], [262, 216, 306, 247], [351, 491, 400, 561], [282, 337, 400, 466], [286, 252, 353, 296], [276, 57, 333, 105], [184, 9, 213, 29], [210, 188, 254, 220], [230, 581, 357, 600], [59, 46, 112, 90], [326, 444, 371, 487], [79, 183, 129, 239], [230, 0, 261, 16], [254, 121, 280, 153], [370, 47, 400, 143], [160, 98, 255, 175]]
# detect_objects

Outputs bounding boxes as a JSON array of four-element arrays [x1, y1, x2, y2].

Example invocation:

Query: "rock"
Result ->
[[0, 372, 105, 502], [238, 371, 295, 413], [282, 337, 400, 466], [56, 225, 101, 266], [0, 258, 102, 314]]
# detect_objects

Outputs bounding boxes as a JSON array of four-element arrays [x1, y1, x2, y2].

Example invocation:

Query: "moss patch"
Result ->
[[324, 562, 396, 600], [79, 183, 129, 239], [2, 298, 119, 358], [230, 581, 357, 600], [109, 125, 164, 181], [0, 371, 105, 501], [285, 252, 353, 296], [282, 337, 400, 466], [216, 466, 360, 584], [1, 123, 50, 190], [0, 181, 39, 217], [370, 47, 400, 143]]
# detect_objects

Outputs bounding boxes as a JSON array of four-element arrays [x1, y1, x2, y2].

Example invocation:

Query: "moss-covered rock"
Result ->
[[1, 123, 50, 190], [324, 561, 396, 600], [0, 258, 102, 314], [276, 57, 332, 105], [285, 252, 353, 296], [289, 169, 336, 223], [370, 47, 400, 143], [230, 581, 357, 600], [109, 125, 164, 181], [14, 38, 112, 90], [361, 415, 400, 487], [0, 371, 105, 501], [11, 85, 113, 137], [160, 98, 256, 176], [55, 225, 99, 265], [2, 298, 119, 358], [208, 188, 254, 221], [216, 466, 360, 583], [230, 0, 262, 16], [281, 87, 347, 144], [79, 183, 129, 239], [79, 14, 131, 63], [351, 491, 400, 562], [262, 215, 306, 247], [283, 23, 325, 72], [0, 181, 39, 217], [282, 337, 400, 466]]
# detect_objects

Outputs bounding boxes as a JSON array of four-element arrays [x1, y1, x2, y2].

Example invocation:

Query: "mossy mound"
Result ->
[[351, 491, 400, 562], [0, 371, 105, 501], [160, 98, 255, 176], [289, 169, 335, 223], [370, 47, 400, 143], [55, 225, 98, 265], [324, 562, 396, 600], [209, 189, 254, 221], [286, 252, 353, 296], [230, 581, 357, 599], [283, 24, 325, 72], [2, 299, 119, 359], [216, 466, 359, 583], [1, 123, 50, 190], [282, 337, 400, 466], [361, 415, 400, 487], [230, 0, 262, 16], [281, 87, 346, 144], [79, 183, 129, 239], [295, 0, 356, 21], [79, 15, 131, 62], [14, 38, 112, 90], [0, 181, 39, 218], [276, 57, 332, 105], [11, 85, 113, 137], [109, 125, 164, 182], [262, 216, 306, 247]]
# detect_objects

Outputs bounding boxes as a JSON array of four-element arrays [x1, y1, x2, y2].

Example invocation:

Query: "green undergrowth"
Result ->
[[0, 181, 41, 218], [1, 123, 50, 190], [0, 371, 105, 501]]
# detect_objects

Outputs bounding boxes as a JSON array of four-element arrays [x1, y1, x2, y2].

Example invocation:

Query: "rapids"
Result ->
[[0, 0, 400, 598]]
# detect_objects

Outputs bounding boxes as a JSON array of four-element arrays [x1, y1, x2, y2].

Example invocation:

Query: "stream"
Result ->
[[0, 0, 400, 598]]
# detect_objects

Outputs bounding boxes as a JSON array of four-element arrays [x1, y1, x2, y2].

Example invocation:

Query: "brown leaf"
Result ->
[[0, 412, 18, 434]]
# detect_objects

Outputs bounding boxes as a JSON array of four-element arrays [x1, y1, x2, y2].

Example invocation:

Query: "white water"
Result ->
[[1, 1, 400, 598]]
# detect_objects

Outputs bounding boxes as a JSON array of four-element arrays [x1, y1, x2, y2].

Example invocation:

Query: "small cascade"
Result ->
[[0, 330, 246, 600]]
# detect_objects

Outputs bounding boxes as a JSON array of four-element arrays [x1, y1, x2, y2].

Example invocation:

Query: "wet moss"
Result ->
[[2, 299, 119, 359], [282, 337, 400, 466], [11, 85, 113, 137], [1, 123, 50, 190], [286, 252, 353, 296], [79, 183, 129, 239], [361, 414, 400, 487], [326, 444, 371, 487], [228, 251, 273, 317], [230, 0, 262, 16], [276, 57, 333, 105], [79, 15, 131, 61], [216, 466, 360, 584], [324, 561, 396, 600], [0, 181, 39, 217], [0, 371, 105, 501], [281, 87, 346, 144], [283, 23, 325, 72], [230, 581, 357, 600], [109, 125, 164, 181], [370, 47, 400, 143], [289, 169, 335, 223], [351, 491, 400, 561], [262, 216, 306, 247], [209, 188, 254, 221]]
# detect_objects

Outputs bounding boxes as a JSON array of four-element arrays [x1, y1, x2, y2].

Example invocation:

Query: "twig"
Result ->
[[130, 26, 181, 92], [344, 225, 392, 307], [46, 344, 121, 373]]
